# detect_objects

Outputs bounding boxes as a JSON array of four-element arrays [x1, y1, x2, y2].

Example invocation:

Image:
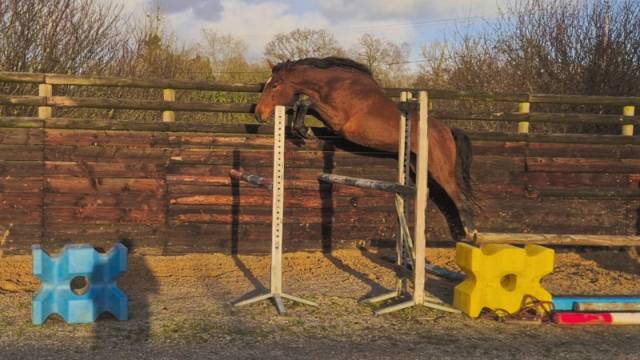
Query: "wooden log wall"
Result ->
[[0, 117, 638, 254]]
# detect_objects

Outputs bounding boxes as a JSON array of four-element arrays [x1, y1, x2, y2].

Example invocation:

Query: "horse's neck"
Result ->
[[293, 69, 356, 132]]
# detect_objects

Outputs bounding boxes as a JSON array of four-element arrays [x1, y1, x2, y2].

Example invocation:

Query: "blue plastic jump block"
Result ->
[[32, 243, 128, 325], [553, 296, 640, 311]]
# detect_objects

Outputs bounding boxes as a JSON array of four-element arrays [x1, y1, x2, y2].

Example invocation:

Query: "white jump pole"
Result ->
[[234, 105, 318, 314]]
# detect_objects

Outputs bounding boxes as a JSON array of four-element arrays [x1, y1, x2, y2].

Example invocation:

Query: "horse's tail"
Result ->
[[451, 128, 475, 204]]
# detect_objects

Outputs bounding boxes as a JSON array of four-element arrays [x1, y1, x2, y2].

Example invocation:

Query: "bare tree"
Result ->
[[264, 29, 345, 62], [415, 42, 452, 88], [349, 33, 411, 87], [202, 30, 249, 66], [0, 0, 126, 74], [416, 0, 640, 134]]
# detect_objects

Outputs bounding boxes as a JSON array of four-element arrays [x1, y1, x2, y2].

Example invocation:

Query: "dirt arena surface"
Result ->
[[1, 248, 639, 359]]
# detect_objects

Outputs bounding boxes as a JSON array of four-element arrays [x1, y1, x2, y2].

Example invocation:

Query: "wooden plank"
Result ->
[[475, 232, 640, 246], [525, 142, 632, 159], [0, 161, 44, 176], [0, 128, 44, 145], [437, 110, 640, 125], [0, 145, 44, 161], [168, 207, 395, 225], [46, 207, 165, 224], [161, 222, 398, 254], [524, 172, 633, 188], [0, 225, 43, 254], [0, 193, 42, 209], [41, 145, 395, 169], [45, 161, 165, 178], [0, 177, 43, 192], [43, 224, 165, 254], [527, 187, 640, 199], [526, 157, 640, 173], [43, 144, 173, 160], [43, 73, 264, 92], [0, 95, 255, 113], [0, 209, 41, 224], [475, 199, 630, 234], [0, 117, 44, 129], [0, 72, 45, 83], [45, 178, 165, 194], [470, 132, 640, 145], [529, 94, 640, 106], [42, 128, 382, 152], [471, 140, 528, 157], [45, 193, 164, 208]]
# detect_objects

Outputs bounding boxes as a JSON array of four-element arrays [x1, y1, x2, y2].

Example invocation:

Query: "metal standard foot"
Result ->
[[360, 290, 402, 304], [234, 292, 317, 315], [365, 286, 459, 315], [423, 301, 462, 313], [375, 300, 416, 315], [280, 293, 319, 307], [374, 299, 461, 316]]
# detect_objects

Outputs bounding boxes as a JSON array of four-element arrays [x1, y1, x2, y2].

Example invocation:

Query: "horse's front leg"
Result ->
[[291, 97, 312, 139]]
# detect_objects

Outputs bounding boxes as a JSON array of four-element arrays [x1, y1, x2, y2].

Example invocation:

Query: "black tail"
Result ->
[[451, 128, 475, 204]]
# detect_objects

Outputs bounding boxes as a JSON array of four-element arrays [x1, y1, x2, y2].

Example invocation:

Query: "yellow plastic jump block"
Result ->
[[454, 243, 554, 318]]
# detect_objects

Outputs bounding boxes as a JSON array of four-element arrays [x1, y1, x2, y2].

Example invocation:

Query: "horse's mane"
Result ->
[[273, 57, 373, 77]]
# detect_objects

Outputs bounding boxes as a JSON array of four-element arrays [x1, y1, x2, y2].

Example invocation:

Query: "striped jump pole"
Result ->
[[554, 312, 640, 325], [553, 296, 640, 311]]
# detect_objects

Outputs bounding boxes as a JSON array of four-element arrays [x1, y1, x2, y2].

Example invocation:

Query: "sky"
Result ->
[[116, 0, 503, 61]]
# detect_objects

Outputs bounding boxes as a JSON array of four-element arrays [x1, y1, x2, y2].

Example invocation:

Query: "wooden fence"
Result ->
[[0, 71, 638, 254]]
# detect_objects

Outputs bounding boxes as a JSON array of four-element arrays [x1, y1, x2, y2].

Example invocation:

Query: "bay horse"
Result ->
[[254, 57, 476, 241]]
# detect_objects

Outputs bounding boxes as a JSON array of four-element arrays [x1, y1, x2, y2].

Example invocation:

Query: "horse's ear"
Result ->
[[266, 59, 274, 70]]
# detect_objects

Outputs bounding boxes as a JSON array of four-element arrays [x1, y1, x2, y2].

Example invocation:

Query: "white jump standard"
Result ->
[[319, 91, 460, 315], [233, 105, 318, 314]]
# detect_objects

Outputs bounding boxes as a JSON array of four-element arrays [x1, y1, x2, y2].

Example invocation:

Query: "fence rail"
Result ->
[[3, 71, 640, 104], [0, 71, 638, 134], [0, 95, 254, 113]]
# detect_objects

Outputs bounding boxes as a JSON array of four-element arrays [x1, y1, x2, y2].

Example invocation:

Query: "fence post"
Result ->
[[517, 102, 530, 134], [38, 84, 52, 119], [622, 106, 635, 136], [162, 88, 176, 122]]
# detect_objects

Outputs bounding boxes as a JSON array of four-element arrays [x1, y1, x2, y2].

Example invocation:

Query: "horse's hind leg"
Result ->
[[430, 168, 476, 241]]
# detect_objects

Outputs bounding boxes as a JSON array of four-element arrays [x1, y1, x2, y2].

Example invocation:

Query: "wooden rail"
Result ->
[[475, 233, 640, 247], [2, 71, 640, 105], [0, 95, 254, 113], [0, 72, 264, 92], [1, 71, 638, 134]]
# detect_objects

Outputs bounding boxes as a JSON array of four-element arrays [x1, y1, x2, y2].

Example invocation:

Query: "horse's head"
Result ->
[[255, 61, 298, 122]]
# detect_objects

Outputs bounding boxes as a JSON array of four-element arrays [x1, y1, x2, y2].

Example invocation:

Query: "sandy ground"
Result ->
[[1, 247, 639, 359]]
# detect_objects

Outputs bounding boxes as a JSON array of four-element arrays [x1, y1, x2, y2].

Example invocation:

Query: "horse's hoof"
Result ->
[[294, 126, 311, 139], [464, 228, 478, 243]]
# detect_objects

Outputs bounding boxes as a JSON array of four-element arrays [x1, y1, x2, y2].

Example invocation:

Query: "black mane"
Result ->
[[273, 57, 373, 77]]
